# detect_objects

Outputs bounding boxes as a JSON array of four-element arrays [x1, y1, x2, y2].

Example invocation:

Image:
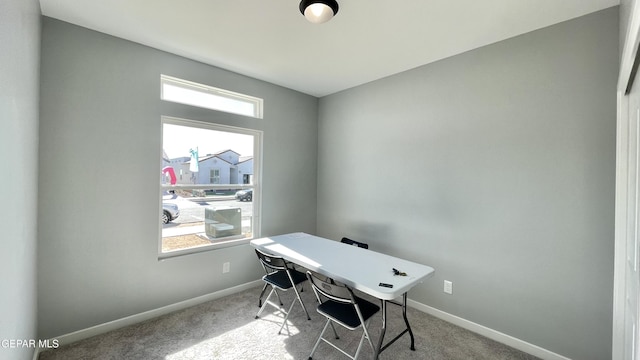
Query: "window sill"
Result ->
[[158, 237, 252, 260]]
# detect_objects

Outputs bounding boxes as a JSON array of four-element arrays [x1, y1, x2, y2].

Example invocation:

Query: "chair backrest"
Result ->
[[341, 237, 369, 249], [255, 249, 288, 272], [307, 271, 354, 304]]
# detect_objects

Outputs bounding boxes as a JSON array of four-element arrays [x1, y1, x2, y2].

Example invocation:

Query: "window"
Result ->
[[210, 169, 220, 184], [161, 75, 263, 118], [160, 116, 262, 257]]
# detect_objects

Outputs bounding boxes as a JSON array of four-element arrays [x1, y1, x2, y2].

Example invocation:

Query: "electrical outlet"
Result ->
[[223, 262, 230, 273], [444, 280, 453, 295]]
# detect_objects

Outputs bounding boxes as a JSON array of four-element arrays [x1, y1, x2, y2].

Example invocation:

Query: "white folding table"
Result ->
[[250, 232, 435, 359]]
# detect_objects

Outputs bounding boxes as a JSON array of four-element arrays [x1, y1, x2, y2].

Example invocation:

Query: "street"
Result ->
[[162, 193, 253, 227]]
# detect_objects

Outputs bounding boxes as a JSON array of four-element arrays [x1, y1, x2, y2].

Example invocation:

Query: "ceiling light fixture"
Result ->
[[299, 0, 339, 24]]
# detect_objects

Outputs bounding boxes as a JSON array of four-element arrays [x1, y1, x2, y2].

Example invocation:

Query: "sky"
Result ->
[[162, 123, 254, 159]]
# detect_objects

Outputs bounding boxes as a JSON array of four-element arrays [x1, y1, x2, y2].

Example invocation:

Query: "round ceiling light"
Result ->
[[299, 0, 339, 24]]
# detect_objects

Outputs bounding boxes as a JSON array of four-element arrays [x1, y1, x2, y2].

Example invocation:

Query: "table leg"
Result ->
[[376, 292, 417, 356], [374, 299, 387, 360], [401, 292, 416, 351]]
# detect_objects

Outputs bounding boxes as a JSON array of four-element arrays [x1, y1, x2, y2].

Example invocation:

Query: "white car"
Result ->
[[162, 202, 179, 224]]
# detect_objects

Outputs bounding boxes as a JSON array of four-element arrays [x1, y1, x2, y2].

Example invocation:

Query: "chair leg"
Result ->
[[256, 286, 284, 319], [255, 287, 278, 319], [360, 319, 376, 358], [353, 330, 367, 360], [367, 319, 376, 348], [278, 295, 299, 335], [309, 319, 332, 359], [256, 285, 305, 335], [329, 322, 340, 339], [293, 286, 311, 320], [258, 282, 268, 307], [273, 287, 284, 306]]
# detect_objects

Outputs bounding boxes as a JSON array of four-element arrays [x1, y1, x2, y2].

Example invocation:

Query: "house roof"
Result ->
[[238, 156, 253, 164]]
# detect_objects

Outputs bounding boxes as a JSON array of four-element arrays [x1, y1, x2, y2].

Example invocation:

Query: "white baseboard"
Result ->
[[407, 299, 571, 360], [50, 280, 262, 347]]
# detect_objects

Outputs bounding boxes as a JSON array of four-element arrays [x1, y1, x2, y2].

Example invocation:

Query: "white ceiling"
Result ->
[[39, 0, 619, 97]]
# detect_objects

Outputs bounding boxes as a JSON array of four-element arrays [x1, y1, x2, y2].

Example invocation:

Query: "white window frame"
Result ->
[[159, 116, 262, 259], [161, 75, 264, 119], [210, 169, 220, 184]]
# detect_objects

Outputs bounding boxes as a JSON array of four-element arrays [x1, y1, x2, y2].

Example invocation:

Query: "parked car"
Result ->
[[235, 189, 253, 202], [162, 202, 180, 224]]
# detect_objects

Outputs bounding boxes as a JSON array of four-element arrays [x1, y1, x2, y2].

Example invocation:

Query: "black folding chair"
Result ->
[[341, 237, 369, 249], [306, 271, 380, 359], [254, 249, 311, 334]]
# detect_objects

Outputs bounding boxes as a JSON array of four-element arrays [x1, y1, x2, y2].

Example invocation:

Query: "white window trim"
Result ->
[[159, 116, 262, 259], [161, 75, 264, 119]]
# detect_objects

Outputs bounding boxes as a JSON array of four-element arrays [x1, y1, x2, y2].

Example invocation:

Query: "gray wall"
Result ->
[[317, 8, 617, 360], [38, 18, 318, 338], [0, 1, 40, 360]]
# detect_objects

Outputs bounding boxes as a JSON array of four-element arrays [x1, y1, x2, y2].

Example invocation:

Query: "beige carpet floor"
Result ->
[[39, 285, 540, 360]]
